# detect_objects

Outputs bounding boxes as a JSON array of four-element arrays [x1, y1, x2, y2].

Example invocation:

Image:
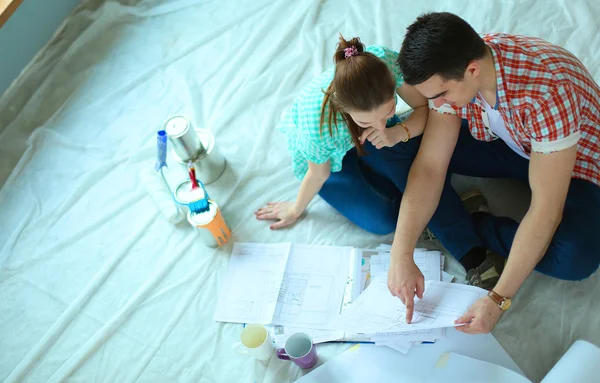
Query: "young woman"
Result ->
[[255, 35, 428, 234]]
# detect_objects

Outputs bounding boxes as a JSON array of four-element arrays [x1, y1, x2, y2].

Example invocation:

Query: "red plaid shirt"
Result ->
[[431, 33, 600, 187]]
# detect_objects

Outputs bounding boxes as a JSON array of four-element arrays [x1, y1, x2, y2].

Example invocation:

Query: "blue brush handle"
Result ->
[[155, 130, 168, 172], [196, 177, 210, 201]]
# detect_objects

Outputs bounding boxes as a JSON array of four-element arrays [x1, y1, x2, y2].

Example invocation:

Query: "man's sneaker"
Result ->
[[466, 250, 507, 290], [461, 190, 506, 290], [461, 190, 491, 215]]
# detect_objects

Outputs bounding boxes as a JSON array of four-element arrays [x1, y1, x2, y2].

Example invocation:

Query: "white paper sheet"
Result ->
[[424, 352, 531, 383], [269, 325, 345, 348], [417, 251, 442, 282], [295, 344, 425, 383], [442, 271, 455, 282], [371, 250, 442, 282], [371, 328, 445, 344], [328, 279, 486, 333], [541, 340, 600, 383], [352, 248, 367, 300], [295, 328, 525, 383], [414, 281, 487, 318], [385, 341, 413, 354], [271, 244, 352, 327], [440, 255, 445, 277], [356, 249, 377, 294], [214, 242, 291, 324]]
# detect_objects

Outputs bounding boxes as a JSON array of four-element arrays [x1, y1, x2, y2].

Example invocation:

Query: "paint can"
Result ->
[[187, 200, 231, 248], [173, 179, 231, 248], [163, 115, 226, 185], [164, 115, 204, 162]]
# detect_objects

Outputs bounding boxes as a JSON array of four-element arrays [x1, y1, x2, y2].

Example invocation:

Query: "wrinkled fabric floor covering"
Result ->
[[1, 0, 599, 382]]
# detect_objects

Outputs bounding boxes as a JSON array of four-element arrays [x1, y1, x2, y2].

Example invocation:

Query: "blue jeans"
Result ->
[[321, 119, 600, 281], [318, 115, 402, 235], [318, 148, 401, 235]]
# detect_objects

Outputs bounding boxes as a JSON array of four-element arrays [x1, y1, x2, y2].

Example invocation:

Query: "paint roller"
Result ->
[[139, 131, 185, 224]]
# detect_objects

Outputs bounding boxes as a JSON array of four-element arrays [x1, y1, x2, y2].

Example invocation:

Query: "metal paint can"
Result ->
[[164, 115, 204, 162], [164, 115, 226, 185], [187, 200, 231, 248]]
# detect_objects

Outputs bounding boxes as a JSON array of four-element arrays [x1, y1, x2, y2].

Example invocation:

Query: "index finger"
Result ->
[[404, 291, 415, 324], [359, 127, 375, 143]]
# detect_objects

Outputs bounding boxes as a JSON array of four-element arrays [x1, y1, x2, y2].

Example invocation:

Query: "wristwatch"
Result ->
[[488, 290, 512, 311]]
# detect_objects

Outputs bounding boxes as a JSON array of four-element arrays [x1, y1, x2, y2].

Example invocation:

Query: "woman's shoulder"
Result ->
[[281, 67, 335, 131], [366, 45, 404, 86], [366, 45, 399, 58]]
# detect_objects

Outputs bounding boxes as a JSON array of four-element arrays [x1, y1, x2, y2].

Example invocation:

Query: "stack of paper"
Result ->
[[333, 282, 485, 354], [370, 244, 454, 284], [214, 242, 475, 354], [348, 245, 460, 353], [329, 279, 487, 347], [270, 244, 462, 351]]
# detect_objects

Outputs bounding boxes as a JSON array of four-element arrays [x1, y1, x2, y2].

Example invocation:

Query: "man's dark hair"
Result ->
[[398, 12, 487, 85]]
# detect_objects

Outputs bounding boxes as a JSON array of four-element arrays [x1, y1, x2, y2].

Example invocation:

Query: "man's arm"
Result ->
[[494, 145, 577, 298], [388, 109, 461, 322], [391, 110, 461, 262], [456, 144, 577, 334]]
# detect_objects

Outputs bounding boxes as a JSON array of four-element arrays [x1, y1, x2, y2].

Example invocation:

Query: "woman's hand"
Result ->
[[360, 125, 408, 149], [255, 202, 301, 230]]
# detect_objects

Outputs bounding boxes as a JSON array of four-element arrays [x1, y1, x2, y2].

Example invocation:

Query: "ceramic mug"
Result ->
[[276, 332, 318, 369], [232, 324, 274, 361]]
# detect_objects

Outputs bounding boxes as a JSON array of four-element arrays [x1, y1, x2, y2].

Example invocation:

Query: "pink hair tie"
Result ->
[[344, 46, 359, 59]]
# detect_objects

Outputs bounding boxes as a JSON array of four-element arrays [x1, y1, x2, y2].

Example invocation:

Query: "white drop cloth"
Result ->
[[1, 0, 599, 382]]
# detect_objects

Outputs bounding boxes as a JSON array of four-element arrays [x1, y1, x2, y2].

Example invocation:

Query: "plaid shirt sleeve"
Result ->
[[428, 100, 458, 115], [528, 84, 581, 153]]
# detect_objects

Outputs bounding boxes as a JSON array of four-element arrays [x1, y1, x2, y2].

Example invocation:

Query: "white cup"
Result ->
[[232, 324, 274, 361]]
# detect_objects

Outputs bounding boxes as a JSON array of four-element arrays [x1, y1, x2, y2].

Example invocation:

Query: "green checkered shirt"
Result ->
[[278, 45, 404, 180]]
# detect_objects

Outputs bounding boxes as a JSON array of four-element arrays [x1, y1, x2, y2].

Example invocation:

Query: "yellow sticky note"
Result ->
[[434, 352, 451, 369], [348, 344, 361, 352]]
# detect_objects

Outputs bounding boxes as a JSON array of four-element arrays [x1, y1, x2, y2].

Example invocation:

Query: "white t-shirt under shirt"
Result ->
[[479, 93, 530, 159]]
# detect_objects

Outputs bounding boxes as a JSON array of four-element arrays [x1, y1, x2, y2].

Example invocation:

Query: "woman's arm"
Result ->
[[293, 160, 331, 215], [255, 160, 330, 229], [397, 84, 429, 138]]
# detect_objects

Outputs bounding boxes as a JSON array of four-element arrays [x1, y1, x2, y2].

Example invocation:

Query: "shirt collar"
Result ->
[[469, 42, 507, 111], [487, 42, 509, 111]]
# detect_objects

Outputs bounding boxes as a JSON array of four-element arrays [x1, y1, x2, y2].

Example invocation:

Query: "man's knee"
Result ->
[[541, 236, 600, 281]]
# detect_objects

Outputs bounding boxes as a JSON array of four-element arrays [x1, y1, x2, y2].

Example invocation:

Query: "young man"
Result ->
[[385, 12, 600, 334]]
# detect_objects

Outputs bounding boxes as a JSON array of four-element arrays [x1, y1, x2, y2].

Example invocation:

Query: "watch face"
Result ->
[[500, 299, 512, 310]]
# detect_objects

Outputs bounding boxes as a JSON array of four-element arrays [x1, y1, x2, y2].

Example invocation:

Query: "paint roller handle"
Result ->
[[155, 130, 168, 172]]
